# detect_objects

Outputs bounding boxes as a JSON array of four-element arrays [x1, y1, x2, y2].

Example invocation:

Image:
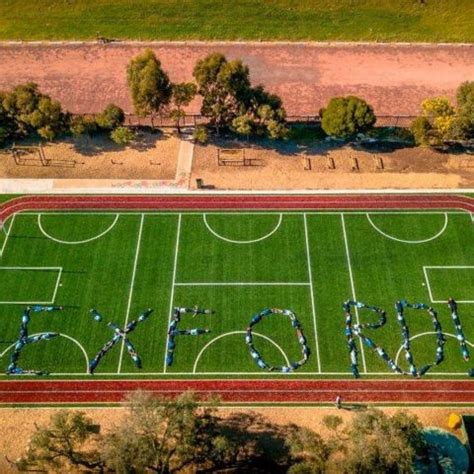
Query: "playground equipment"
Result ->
[[89, 308, 153, 374], [165, 306, 214, 367], [217, 148, 251, 166], [246, 308, 309, 372], [344, 297, 469, 378], [11, 144, 79, 168], [5, 305, 63, 376]]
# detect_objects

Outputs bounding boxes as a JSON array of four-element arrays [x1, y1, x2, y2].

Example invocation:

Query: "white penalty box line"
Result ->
[[0, 266, 63, 304], [175, 282, 311, 286], [423, 266, 474, 304]]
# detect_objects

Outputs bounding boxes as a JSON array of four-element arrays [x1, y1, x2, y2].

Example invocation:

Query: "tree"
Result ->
[[0, 91, 17, 145], [70, 114, 98, 138], [127, 49, 172, 124], [341, 409, 426, 474], [193, 125, 209, 144], [96, 103, 125, 130], [456, 81, 474, 139], [410, 116, 433, 145], [170, 82, 197, 133], [411, 97, 457, 145], [1, 83, 67, 140], [232, 113, 254, 140], [286, 424, 330, 474], [101, 391, 225, 473], [110, 126, 135, 145], [193, 53, 251, 135], [13, 410, 103, 472], [320, 96, 376, 138]]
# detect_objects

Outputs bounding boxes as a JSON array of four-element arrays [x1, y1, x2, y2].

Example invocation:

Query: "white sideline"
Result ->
[[303, 213, 322, 373], [163, 214, 182, 373], [117, 214, 145, 373], [340, 214, 367, 372]]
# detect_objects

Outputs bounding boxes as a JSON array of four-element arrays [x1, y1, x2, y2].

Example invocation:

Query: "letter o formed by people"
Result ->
[[245, 308, 310, 373]]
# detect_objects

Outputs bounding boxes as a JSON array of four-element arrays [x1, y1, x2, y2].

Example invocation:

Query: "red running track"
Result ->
[[2, 380, 474, 404], [0, 193, 473, 405]]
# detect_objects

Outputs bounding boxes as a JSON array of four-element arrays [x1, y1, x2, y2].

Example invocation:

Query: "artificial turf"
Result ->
[[0, 0, 472, 42], [0, 210, 473, 379]]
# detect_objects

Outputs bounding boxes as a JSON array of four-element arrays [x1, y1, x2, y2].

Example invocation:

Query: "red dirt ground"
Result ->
[[0, 194, 473, 404], [0, 42, 472, 115]]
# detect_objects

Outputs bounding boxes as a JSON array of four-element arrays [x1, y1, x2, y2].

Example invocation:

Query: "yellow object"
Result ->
[[448, 413, 462, 430]]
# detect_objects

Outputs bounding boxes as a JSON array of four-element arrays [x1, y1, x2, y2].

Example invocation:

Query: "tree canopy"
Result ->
[[320, 96, 376, 138], [127, 49, 172, 119], [193, 53, 288, 138], [0, 83, 68, 141]]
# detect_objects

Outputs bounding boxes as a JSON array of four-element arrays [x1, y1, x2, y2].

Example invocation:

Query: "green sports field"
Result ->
[[0, 209, 473, 378], [0, 0, 472, 42]]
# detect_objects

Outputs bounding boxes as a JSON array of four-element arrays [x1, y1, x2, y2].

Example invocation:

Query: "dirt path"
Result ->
[[0, 42, 472, 115], [0, 405, 471, 473]]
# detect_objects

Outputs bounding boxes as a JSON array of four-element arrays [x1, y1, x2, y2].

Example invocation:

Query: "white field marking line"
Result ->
[[18, 211, 468, 216], [3, 389, 474, 395], [51, 267, 63, 303], [38, 213, 119, 245], [423, 266, 474, 303], [394, 331, 474, 367], [0, 371, 472, 376], [303, 214, 322, 373], [0, 332, 89, 373], [175, 282, 310, 286], [192, 331, 291, 373], [163, 214, 182, 373], [202, 213, 283, 244], [340, 214, 367, 372], [0, 214, 15, 258], [117, 214, 145, 374], [366, 212, 448, 244], [0, 266, 62, 304]]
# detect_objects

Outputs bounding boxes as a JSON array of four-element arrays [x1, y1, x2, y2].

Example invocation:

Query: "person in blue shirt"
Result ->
[[448, 297, 458, 314], [435, 346, 444, 365], [90, 309, 103, 322], [138, 308, 153, 322], [461, 344, 470, 361], [409, 364, 417, 377], [351, 364, 360, 378]]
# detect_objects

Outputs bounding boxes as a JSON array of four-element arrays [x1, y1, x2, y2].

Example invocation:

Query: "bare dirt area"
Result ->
[[192, 141, 474, 190], [0, 406, 471, 473], [0, 42, 472, 116], [0, 131, 179, 180]]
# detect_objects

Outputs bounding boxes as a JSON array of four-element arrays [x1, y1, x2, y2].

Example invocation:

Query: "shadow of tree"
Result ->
[[214, 411, 292, 473]]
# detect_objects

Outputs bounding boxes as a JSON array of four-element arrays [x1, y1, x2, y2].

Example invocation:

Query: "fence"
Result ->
[[72, 113, 417, 129]]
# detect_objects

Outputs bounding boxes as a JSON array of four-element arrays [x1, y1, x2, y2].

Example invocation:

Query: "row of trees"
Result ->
[[12, 390, 432, 473], [0, 83, 131, 146], [127, 49, 289, 140], [410, 81, 474, 146]]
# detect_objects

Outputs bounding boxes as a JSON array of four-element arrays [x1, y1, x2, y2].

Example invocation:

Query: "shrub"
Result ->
[[110, 126, 135, 145], [320, 96, 376, 138], [193, 126, 209, 144], [410, 116, 433, 145], [96, 104, 125, 130]]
